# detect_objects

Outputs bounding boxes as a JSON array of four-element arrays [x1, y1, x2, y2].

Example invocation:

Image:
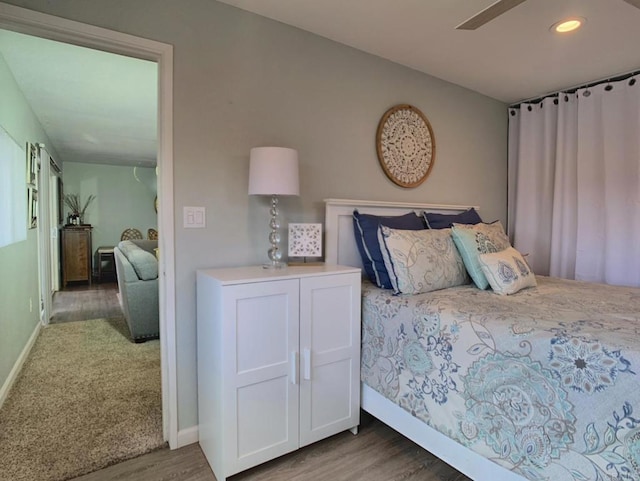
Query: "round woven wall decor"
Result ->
[[376, 104, 435, 188]]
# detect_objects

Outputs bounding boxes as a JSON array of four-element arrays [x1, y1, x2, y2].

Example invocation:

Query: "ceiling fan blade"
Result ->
[[456, 0, 528, 30], [622, 0, 640, 10]]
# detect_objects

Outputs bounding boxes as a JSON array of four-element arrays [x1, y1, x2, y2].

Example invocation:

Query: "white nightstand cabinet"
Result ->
[[196, 265, 361, 481]]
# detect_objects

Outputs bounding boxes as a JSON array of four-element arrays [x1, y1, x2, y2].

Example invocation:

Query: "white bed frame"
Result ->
[[324, 199, 525, 481]]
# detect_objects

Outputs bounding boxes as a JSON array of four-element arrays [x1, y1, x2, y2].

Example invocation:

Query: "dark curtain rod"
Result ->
[[510, 68, 640, 108]]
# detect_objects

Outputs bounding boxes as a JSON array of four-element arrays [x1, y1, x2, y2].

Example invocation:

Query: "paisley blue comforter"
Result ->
[[361, 276, 640, 481]]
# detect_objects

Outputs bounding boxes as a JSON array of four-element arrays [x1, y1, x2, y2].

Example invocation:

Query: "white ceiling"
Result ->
[[217, 0, 640, 103], [0, 29, 157, 167]]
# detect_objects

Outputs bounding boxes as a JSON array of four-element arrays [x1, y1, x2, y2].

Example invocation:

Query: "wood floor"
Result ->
[[70, 415, 470, 481], [53, 286, 469, 481], [51, 281, 122, 322]]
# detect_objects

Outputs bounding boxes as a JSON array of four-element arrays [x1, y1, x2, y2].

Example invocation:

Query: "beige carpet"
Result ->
[[0, 318, 164, 481]]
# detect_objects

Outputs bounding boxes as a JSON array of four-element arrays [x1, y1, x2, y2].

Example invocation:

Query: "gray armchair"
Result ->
[[114, 239, 159, 342]]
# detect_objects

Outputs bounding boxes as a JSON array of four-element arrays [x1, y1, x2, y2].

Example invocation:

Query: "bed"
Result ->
[[324, 199, 640, 481]]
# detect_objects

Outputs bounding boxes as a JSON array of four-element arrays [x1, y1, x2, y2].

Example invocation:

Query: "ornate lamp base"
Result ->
[[262, 194, 287, 269], [263, 260, 287, 269]]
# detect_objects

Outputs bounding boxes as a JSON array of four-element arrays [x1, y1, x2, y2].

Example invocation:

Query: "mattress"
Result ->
[[361, 276, 640, 481]]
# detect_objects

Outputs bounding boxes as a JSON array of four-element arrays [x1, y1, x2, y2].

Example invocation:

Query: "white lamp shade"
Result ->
[[248, 147, 300, 196]]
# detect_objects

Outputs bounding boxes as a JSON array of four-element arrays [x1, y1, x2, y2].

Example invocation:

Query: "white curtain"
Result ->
[[509, 75, 640, 287]]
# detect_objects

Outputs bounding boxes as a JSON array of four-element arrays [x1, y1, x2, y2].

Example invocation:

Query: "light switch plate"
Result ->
[[184, 206, 205, 228]]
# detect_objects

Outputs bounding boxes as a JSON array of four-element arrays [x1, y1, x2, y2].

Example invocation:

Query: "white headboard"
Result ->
[[324, 198, 479, 268]]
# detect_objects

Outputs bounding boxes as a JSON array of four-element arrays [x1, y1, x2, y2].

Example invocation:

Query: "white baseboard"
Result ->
[[0, 321, 42, 409], [176, 425, 199, 448]]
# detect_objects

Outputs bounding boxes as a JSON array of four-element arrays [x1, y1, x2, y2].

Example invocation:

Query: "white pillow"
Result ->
[[378, 226, 468, 295], [478, 246, 537, 295]]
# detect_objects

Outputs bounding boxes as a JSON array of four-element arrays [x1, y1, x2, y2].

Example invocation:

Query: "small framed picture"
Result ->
[[28, 187, 38, 229], [26, 142, 38, 186], [288, 223, 322, 258]]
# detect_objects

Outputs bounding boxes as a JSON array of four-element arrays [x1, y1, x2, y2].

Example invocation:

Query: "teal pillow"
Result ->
[[450, 221, 510, 289]]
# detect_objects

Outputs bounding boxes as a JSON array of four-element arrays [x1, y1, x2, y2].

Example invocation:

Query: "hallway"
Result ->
[[51, 281, 121, 323]]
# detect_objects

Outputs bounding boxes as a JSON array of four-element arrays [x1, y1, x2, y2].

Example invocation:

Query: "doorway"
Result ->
[[0, 3, 177, 447]]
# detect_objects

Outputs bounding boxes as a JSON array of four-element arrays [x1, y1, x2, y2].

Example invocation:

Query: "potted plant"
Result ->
[[64, 194, 96, 225]]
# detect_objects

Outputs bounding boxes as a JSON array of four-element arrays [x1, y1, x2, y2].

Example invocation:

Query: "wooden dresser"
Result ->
[[62, 226, 93, 287]]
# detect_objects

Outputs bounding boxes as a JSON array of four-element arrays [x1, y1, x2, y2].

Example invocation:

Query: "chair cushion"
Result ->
[[130, 239, 159, 255], [118, 240, 158, 280]]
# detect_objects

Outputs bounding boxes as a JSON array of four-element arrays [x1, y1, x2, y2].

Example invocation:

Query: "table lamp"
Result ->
[[248, 147, 299, 268]]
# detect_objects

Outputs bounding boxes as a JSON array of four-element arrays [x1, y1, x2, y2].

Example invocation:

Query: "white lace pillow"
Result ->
[[378, 226, 468, 295], [478, 246, 537, 295]]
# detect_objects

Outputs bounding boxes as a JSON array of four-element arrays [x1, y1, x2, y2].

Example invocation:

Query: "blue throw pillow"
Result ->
[[424, 208, 482, 229], [353, 210, 425, 289]]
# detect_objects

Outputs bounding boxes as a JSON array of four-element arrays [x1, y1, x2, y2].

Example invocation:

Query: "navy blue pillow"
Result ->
[[424, 208, 482, 229], [353, 210, 426, 289]]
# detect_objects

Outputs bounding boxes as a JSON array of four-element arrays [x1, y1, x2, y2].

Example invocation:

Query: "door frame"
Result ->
[[36, 145, 52, 324], [37, 145, 62, 326], [48, 157, 61, 294], [0, 3, 178, 448]]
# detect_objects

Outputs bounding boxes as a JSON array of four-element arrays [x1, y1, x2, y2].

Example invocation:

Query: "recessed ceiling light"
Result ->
[[551, 17, 586, 33]]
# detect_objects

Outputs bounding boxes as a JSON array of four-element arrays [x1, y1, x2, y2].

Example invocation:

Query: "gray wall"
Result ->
[[0, 52, 58, 387], [62, 162, 158, 259], [2, 0, 508, 432]]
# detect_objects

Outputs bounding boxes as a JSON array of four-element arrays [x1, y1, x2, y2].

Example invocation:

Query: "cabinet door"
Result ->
[[299, 272, 361, 446], [223, 279, 300, 476]]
